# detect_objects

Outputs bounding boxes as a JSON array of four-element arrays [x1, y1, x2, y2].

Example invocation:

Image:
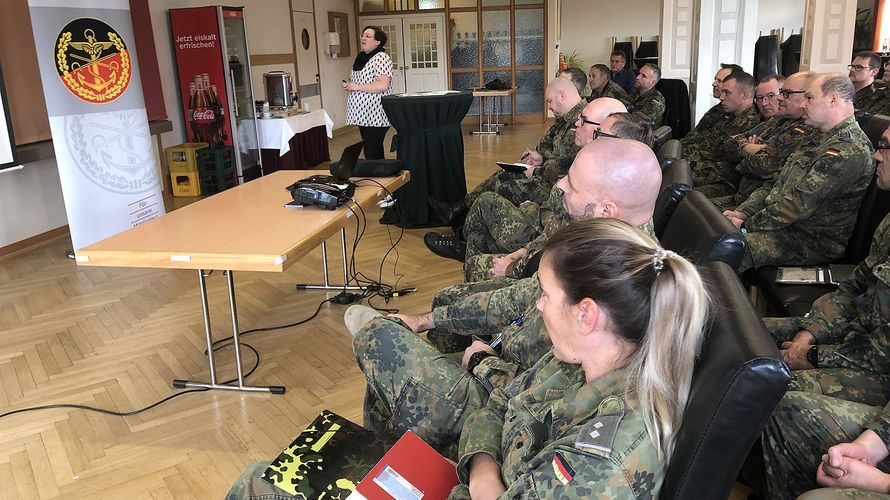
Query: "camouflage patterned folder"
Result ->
[[261, 410, 389, 498]]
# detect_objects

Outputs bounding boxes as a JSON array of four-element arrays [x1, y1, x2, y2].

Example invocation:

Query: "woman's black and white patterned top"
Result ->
[[346, 52, 393, 127]]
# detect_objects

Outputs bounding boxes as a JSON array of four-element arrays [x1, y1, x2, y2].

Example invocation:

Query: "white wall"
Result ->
[[757, 0, 805, 40], [0, 160, 67, 248], [314, 0, 357, 128], [559, 0, 662, 71]]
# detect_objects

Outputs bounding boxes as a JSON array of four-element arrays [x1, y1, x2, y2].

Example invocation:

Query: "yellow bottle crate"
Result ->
[[167, 142, 209, 173], [171, 171, 201, 197]]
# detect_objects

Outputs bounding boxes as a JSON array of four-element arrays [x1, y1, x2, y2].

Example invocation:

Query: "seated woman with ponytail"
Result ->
[[452, 218, 710, 499]]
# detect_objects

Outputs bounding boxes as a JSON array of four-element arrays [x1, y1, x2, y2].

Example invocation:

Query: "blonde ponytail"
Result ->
[[542, 219, 710, 462]]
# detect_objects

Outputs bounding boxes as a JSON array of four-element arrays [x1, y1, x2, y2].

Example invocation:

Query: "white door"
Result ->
[[403, 16, 446, 93], [361, 15, 446, 94], [292, 10, 322, 111], [361, 17, 406, 95]]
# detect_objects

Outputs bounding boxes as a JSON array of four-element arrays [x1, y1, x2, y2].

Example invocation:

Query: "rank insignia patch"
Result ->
[[55, 18, 131, 103]]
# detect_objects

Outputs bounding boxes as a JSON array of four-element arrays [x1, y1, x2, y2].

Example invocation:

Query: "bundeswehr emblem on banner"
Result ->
[[55, 18, 131, 103]]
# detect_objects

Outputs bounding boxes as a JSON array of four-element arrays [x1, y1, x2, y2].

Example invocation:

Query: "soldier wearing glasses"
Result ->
[[710, 72, 818, 210], [849, 51, 890, 116]]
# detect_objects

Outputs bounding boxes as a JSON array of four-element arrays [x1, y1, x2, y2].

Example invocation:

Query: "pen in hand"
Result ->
[[520, 151, 531, 162]]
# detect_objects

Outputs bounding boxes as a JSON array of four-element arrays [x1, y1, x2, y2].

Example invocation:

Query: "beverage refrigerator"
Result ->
[[169, 6, 261, 182]]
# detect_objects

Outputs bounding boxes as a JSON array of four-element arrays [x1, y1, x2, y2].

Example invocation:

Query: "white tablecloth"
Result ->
[[255, 109, 334, 157]]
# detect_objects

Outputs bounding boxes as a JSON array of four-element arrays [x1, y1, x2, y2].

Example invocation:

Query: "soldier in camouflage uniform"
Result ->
[[690, 71, 763, 198], [756, 126, 890, 500], [468, 77, 584, 207], [450, 219, 710, 499], [724, 73, 875, 272], [588, 63, 628, 102], [460, 100, 639, 280], [462, 114, 656, 282], [850, 51, 890, 117], [627, 63, 666, 126], [348, 149, 661, 457], [680, 64, 745, 160], [711, 72, 817, 210]]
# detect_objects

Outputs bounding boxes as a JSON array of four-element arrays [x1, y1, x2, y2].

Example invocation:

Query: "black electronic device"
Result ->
[[285, 142, 362, 210]]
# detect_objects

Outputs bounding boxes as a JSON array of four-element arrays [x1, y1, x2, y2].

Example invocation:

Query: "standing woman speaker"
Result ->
[[344, 26, 393, 160]]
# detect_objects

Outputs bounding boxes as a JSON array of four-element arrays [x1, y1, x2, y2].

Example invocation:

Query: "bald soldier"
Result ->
[[724, 73, 874, 272], [424, 97, 628, 264], [344, 139, 662, 457], [428, 77, 584, 227]]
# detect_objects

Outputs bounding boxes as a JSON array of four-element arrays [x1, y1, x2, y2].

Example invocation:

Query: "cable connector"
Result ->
[[333, 292, 362, 305], [384, 287, 417, 298]]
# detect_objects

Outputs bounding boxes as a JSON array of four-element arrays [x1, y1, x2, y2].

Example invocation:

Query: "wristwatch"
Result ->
[[806, 345, 819, 368], [467, 351, 495, 372]]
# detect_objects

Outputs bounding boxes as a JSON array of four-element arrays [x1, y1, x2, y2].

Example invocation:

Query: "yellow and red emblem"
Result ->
[[55, 18, 131, 103]]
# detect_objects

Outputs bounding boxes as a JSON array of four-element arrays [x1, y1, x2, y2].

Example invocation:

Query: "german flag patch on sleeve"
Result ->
[[551, 452, 576, 486]]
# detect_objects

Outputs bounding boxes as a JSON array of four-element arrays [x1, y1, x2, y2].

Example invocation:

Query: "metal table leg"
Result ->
[[172, 269, 286, 394], [472, 94, 499, 136], [295, 227, 368, 291]]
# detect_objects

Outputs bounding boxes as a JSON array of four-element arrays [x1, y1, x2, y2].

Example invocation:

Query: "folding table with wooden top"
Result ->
[[75, 170, 410, 395]]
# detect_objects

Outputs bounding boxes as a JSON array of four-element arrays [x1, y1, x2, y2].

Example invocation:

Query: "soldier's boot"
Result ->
[[344, 305, 383, 338], [424, 231, 467, 262], [428, 195, 468, 228]]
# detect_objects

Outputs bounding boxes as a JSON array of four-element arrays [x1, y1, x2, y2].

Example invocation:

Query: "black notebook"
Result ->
[[496, 161, 529, 174], [262, 410, 390, 498]]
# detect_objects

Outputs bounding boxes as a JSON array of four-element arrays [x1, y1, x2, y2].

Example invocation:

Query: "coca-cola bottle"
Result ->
[[190, 79, 216, 143], [210, 84, 227, 145]]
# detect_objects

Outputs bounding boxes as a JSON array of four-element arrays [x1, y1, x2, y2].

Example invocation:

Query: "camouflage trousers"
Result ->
[[225, 461, 295, 500], [353, 316, 491, 459], [692, 160, 740, 199], [426, 276, 516, 354], [764, 317, 890, 406], [463, 192, 542, 282], [739, 231, 837, 273], [466, 169, 553, 208], [710, 193, 743, 212], [762, 392, 889, 500]]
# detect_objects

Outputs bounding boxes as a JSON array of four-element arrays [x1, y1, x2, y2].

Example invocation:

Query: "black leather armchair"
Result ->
[[657, 139, 683, 170], [654, 159, 693, 238], [660, 261, 791, 499], [652, 125, 673, 152], [660, 191, 748, 270], [655, 79, 692, 139]]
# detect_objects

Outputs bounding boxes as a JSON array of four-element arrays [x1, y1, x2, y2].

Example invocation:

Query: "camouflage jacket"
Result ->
[[535, 101, 584, 184], [724, 117, 817, 199], [456, 355, 663, 499], [682, 105, 761, 163], [589, 80, 629, 102], [738, 116, 875, 259], [431, 221, 656, 392], [800, 214, 890, 375], [628, 87, 666, 126], [854, 81, 890, 117]]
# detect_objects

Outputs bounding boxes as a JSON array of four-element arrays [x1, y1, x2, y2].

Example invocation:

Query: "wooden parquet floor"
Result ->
[[0, 123, 548, 499]]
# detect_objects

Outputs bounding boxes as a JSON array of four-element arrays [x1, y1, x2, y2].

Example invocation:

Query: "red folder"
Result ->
[[352, 431, 459, 500]]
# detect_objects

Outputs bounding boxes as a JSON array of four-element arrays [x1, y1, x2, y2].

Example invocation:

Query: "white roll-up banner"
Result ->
[[0, 63, 20, 171], [28, 0, 165, 250]]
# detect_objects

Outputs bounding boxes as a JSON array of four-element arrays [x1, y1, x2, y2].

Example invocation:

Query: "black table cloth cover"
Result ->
[[380, 91, 473, 228]]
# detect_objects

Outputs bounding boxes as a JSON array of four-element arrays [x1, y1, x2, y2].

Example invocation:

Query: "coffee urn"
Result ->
[[263, 71, 296, 107]]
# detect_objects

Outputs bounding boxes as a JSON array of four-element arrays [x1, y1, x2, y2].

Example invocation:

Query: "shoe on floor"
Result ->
[[424, 232, 467, 262], [428, 196, 468, 227], [344, 305, 383, 338]]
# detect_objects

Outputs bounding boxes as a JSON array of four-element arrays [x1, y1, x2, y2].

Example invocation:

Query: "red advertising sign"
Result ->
[[169, 7, 232, 146]]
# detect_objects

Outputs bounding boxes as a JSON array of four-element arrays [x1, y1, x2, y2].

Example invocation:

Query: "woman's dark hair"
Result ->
[[362, 26, 387, 48]]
